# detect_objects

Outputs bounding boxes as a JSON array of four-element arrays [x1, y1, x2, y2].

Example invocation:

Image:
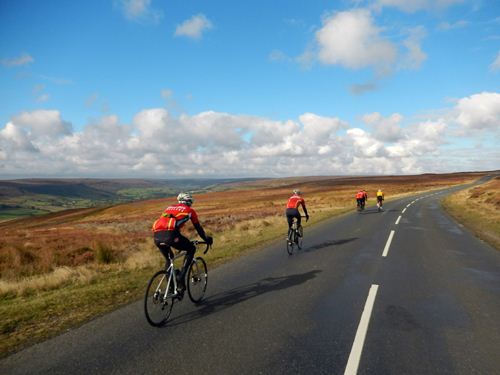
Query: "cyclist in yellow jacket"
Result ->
[[376, 189, 384, 211]]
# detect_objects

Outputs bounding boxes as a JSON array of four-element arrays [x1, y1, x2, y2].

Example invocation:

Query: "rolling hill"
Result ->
[[0, 178, 258, 221]]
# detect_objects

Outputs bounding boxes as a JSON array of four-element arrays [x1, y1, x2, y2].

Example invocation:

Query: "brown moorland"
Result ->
[[0, 172, 487, 356], [443, 176, 500, 250]]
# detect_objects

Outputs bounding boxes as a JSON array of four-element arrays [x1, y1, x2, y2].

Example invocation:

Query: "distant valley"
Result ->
[[0, 178, 257, 221]]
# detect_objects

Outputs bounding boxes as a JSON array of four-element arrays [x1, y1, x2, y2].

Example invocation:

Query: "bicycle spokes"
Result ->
[[187, 257, 208, 303], [144, 270, 175, 326]]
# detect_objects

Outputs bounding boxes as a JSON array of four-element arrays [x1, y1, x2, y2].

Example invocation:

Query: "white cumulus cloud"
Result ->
[[455, 92, 500, 131], [362, 112, 404, 142], [175, 14, 213, 39], [315, 9, 397, 74], [0, 123, 38, 152], [11, 110, 72, 138], [1, 94, 498, 178]]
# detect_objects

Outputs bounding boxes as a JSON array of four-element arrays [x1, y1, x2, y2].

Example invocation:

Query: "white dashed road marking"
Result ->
[[395, 216, 402, 225], [344, 284, 380, 375], [382, 230, 395, 258]]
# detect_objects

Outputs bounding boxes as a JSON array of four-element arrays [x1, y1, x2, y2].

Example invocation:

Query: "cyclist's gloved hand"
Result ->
[[205, 236, 213, 246]]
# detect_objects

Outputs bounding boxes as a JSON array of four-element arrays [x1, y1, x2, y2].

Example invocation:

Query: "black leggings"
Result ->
[[286, 208, 301, 229], [154, 230, 195, 279]]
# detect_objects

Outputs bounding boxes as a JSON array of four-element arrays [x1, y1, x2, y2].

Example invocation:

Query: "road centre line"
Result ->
[[395, 216, 402, 225], [344, 284, 380, 375], [382, 230, 395, 257], [406, 203, 411, 208], [402, 207, 407, 214]]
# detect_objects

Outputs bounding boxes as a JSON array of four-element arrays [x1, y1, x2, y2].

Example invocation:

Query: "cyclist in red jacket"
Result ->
[[152, 192, 213, 292], [285, 189, 309, 236], [356, 190, 366, 210]]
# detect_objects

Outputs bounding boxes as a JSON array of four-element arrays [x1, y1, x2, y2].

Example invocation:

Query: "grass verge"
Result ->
[[0, 266, 154, 356], [442, 177, 500, 250]]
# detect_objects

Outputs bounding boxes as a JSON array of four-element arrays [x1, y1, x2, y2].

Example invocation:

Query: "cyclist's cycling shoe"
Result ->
[[175, 290, 184, 301], [177, 278, 186, 293], [176, 280, 186, 300]]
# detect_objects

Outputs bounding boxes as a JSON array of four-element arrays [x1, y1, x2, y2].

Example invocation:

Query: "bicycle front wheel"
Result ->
[[286, 229, 294, 255], [144, 269, 175, 327], [187, 257, 208, 303], [295, 231, 303, 250]]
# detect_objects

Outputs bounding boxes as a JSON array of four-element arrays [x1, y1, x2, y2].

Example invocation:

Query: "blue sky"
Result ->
[[0, 0, 499, 178]]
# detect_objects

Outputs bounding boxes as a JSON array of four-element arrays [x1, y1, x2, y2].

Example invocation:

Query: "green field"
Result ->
[[0, 207, 48, 221]]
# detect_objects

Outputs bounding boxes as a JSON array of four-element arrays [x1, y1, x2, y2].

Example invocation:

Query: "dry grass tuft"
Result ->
[[124, 243, 163, 270], [0, 266, 98, 297]]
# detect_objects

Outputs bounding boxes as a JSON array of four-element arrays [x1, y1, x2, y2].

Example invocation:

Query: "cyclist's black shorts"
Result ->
[[356, 198, 364, 206], [377, 196, 383, 202], [285, 208, 301, 228], [154, 230, 195, 261]]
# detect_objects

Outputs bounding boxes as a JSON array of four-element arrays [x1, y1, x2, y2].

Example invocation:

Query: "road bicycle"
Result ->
[[376, 198, 384, 212], [144, 240, 210, 327], [357, 199, 366, 212], [286, 216, 306, 255]]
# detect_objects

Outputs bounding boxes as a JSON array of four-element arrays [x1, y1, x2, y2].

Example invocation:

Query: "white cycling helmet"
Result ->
[[293, 189, 302, 195], [177, 192, 194, 206]]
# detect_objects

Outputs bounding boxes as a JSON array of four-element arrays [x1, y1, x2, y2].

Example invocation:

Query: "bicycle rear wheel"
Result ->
[[187, 257, 208, 303], [144, 269, 175, 326]]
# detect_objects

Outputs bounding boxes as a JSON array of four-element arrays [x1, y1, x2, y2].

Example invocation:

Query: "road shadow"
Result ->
[[166, 270, 321, 327], [358, 209, 382, 215], [304, 237, 358, 252]]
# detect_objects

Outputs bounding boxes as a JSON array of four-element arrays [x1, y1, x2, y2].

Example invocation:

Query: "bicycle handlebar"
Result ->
[[192, 240, 212, 254]]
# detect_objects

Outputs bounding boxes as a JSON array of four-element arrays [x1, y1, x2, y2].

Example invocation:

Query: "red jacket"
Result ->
[[152, 203, 200, 232], [287, 195, 307, 210]]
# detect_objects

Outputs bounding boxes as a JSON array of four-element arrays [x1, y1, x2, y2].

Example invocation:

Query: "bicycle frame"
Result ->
[[157, 241, 210, 302], [156, 251, 185, 302], [286, 216, 306, 255], [145, 240, 210, 326]]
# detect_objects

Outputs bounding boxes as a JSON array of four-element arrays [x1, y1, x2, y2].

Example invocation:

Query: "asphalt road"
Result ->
[[2, 177, 499, 375]]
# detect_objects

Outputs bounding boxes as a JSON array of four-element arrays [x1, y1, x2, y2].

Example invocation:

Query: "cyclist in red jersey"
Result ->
[[355, 190, 365, 209], [285, 189, 309, 235], [152, 192, 213, 292]]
